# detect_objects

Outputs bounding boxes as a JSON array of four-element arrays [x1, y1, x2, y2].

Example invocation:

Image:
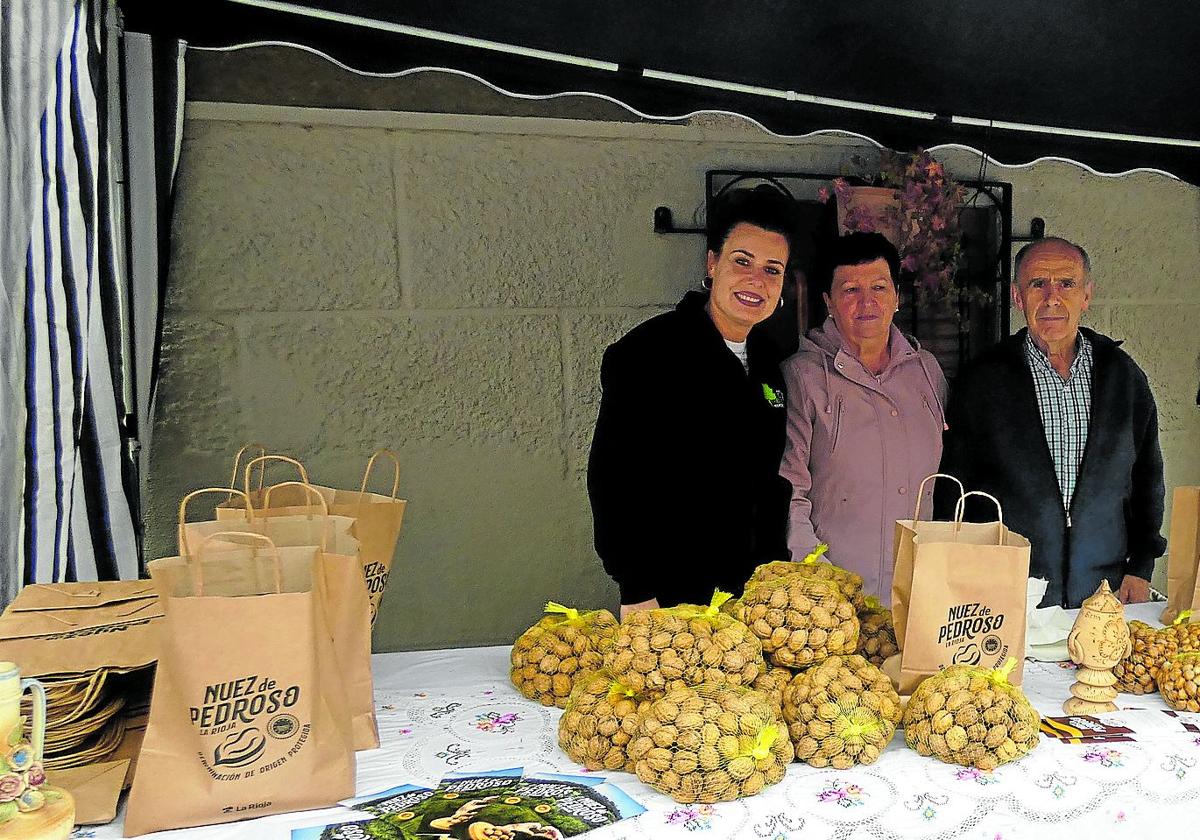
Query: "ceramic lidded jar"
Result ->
[[1066, 581, 1132, 670]]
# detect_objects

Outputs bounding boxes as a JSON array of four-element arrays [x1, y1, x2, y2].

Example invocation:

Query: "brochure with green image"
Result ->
[[418, 769, 644, 838], [293, 767, 644, 840]]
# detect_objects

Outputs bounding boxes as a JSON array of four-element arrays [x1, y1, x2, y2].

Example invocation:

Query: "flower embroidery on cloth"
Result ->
[[665, 804, 715, 830], [817, 781, 866, 808], [752, 813, 805, 837], [434, 743, 471, 766], [474, 711, 521, 734], [1083, 748, 1124, 768], [1161, 754, 1196, 780], [954, 767, 998, 785], [905, 792, 948, 820], [1035, 772, 1077, 799]]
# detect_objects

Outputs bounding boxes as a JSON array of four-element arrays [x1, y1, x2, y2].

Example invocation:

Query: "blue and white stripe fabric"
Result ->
[[10, 0, 138, 590]]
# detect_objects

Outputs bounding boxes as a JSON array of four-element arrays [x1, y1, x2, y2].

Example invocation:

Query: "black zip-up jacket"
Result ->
[[587, 291, 792, 608], [935, 327, 1166, 608]]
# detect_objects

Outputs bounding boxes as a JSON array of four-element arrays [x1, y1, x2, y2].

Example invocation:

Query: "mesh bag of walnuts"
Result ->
[[902, 659, 1039, 770], [604, 591, 763, 695], [1159, 651, 1200, 713], [733, 572, 858, 668], [781, 654, 901, 769], [1113, 614, 1200, 694], [751, 662, 794, 712], [558, 668, 654, 771], [627, 684, 793, 804], [747, 544, 866, 612], [1113, 620, 1178, 694], [856, 596, 898, 668], [511, 602, 619, 707]]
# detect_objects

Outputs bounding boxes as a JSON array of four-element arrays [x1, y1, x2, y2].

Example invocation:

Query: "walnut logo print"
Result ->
[[938, 603, 1008, 668], [214, 728, 267, 768], [189, 675, 309, 781]]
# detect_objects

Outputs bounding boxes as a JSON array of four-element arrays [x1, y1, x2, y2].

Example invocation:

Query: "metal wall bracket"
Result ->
[[653, 206, 705, 235]]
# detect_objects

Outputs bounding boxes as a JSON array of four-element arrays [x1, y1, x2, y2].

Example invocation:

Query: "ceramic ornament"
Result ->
[[1063, 581, 1132, 715]]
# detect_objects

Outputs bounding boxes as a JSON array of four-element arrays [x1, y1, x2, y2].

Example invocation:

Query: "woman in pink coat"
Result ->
[[779, 232, 947, 603]]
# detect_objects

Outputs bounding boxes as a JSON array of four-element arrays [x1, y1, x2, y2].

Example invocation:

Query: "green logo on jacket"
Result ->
[[762, 383, 784, 408]]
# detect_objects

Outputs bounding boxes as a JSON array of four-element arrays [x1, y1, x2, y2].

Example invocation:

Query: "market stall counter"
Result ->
[[87, 602, 1200, 839]]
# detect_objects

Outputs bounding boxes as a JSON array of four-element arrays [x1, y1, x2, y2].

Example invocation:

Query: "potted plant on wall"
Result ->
[[820, 148, 986, 316]]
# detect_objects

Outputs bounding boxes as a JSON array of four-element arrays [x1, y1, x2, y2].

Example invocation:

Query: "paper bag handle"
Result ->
[[914, 473, 965, 521], [261, 480, 330, 551], [359, 448, 401, 501], [954, 490, 1006, 545], [229, 443, 268, 497], [179, 488, 255, 558], [242, 455, 309, 496], [194, 531, 283, 596]]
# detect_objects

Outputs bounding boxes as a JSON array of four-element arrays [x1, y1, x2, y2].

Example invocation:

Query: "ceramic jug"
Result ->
[[0, 663, 44, 760]]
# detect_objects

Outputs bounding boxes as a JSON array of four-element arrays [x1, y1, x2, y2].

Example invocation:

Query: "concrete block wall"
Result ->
[[148, 103, 1200, 650]]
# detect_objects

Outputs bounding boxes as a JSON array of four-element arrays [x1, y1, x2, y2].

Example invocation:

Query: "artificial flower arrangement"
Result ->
[[821, 148, 988, 316]]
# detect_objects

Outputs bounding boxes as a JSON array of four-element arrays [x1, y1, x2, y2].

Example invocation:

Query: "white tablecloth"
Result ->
[[79, 602, 1200, 840]]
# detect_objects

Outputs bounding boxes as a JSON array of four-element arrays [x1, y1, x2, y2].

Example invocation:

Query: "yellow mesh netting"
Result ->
[[557, 668, 654, 772], [782, 654, 899, 769], [511, 602, 619, 707], [628, 683, 793, 804], [1159, 651, 1200, 712], [901, 659, 1039, 770], [733, 573, 858, 668], [604, 591, 764, 694], [856, 596, 898, 668], [746, 545, 866, 612], [751, 662, 794, 712]]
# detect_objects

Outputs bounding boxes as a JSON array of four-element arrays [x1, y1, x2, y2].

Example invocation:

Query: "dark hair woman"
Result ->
[[587, 186, 801, 617]]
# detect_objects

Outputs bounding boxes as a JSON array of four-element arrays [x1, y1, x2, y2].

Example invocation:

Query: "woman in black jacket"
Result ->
[[587, 186, 800, 617]]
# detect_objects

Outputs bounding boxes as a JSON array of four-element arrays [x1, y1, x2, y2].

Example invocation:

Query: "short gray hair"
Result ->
[[1014, 237, 1092, 282]]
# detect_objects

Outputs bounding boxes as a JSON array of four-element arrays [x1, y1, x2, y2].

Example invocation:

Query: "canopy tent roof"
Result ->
[[121, 0, 1200, 184]]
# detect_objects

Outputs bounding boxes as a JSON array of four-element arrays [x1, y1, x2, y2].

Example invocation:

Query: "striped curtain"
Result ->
[[2, 0, 139, 595]]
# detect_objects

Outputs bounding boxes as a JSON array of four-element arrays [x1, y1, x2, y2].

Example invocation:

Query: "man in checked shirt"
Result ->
[[937, 237, 1166, 608]]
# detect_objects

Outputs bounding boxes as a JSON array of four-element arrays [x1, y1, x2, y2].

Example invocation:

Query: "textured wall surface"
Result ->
[[149, 103, 1200, 650]]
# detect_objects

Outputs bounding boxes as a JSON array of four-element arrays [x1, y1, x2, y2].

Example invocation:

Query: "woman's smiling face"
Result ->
[[705, 222, 789, 342]]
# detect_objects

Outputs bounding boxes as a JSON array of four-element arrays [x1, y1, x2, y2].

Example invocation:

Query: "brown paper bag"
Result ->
[[178, 486, 379, 751], [125, 533, 355, 836], [217, 451, 407, 626], [1161, 486, 1200, 625], [892, 473, 964, 651], [50, 759, 130, 825], [0, 582, 162, 678], [892, 491, 1031, 694]]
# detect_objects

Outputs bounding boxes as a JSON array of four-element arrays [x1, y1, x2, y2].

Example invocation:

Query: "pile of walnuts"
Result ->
[[510, 605, 619, 707], [902, 662, 1040, 770], [1114, 621, 1178, 694], [781, 654, 900, 769], [751, 663, 793, 712], [604, 601, 763, 695], [747, 547, 866, 612], [1113, 619, 1200, 695], [627, 684, 792, 804], [733, 575, 858, 669], [558, 669, 652, 772], [1158, 653, 1200, 713], [856, 600, 898, 668]]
